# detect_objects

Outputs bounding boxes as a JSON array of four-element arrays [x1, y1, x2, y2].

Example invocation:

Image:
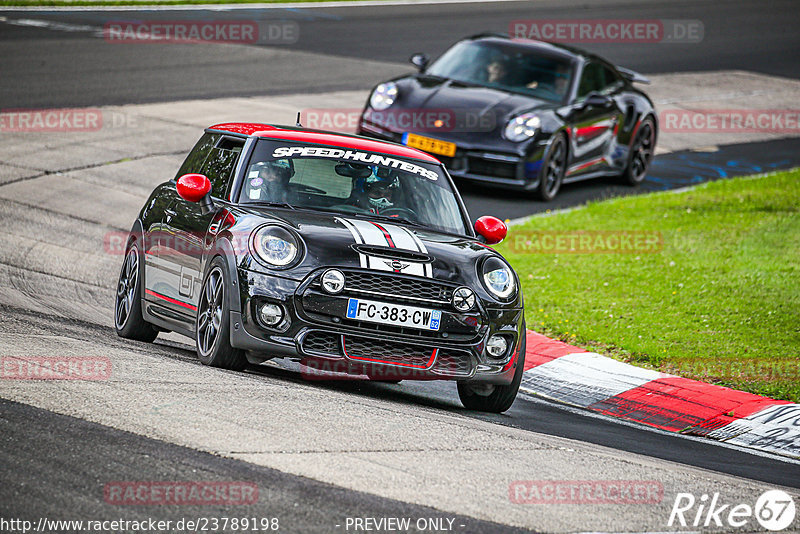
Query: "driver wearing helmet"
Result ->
[[245, 159, 293, 202], [356, 167, 399, 213]]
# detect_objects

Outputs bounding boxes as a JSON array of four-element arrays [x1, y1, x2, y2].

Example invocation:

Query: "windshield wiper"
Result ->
[[249, 201, 296, 210]]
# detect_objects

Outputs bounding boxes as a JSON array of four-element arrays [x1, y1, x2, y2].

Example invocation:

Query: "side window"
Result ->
[[599, 64, 623, 95], [199, 136, 245, 198], [175, 133, 219, 178], [577, 62, 605, 99]]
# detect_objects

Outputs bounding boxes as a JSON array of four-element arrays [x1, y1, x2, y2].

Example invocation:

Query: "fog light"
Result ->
[[259, 303, 283, 326], [486, 335, 508, 358], [321, 269, 345, 294]]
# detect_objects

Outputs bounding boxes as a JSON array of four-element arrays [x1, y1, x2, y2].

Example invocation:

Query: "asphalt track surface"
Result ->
[[1, 0, 800, 531], [0, 398, 527, 533], [1, 0, 799, 108]]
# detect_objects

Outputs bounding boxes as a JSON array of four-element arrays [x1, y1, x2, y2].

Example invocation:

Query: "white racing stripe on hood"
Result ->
[[336, 217, 432, 278]]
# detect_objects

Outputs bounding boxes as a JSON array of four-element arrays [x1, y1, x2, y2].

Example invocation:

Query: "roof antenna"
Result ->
[[295, 112, 302, 127]]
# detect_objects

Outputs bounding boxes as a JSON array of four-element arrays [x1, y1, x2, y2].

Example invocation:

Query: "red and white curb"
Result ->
[[520, 330, 800, 459]]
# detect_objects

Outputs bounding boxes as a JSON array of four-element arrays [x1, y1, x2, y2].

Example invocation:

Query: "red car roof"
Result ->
[[208, 122, 439, 164]]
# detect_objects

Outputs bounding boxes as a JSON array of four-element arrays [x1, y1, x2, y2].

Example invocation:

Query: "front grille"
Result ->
[[467, 157, 517, 179], [344, 335, 435, 368], [300, 331, 475, 376], [302, 331, 340, 356], [344, 270, 454, 306]]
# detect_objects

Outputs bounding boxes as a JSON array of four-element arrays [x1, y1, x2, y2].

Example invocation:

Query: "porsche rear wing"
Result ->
[[618, 67, 651, 85]]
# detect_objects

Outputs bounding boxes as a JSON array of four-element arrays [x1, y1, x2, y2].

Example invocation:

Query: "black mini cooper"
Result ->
[[115, 123, 526, 412]]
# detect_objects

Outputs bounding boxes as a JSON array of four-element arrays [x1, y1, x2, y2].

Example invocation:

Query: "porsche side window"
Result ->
[[599, 64, 624, 95], [175, 132, 219, 178], [577, 62, 606, 99], [199, 136, 244, 198]]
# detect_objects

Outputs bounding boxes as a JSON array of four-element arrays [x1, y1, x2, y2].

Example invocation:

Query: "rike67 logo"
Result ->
[[669, 489, 796, 531]]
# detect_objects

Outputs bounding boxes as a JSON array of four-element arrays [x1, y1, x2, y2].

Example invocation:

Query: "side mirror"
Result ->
[[176, 173, 211, 202], [474, 216, 507, 245], [410, 53, 429, 72], [583, 92, 613, 109]]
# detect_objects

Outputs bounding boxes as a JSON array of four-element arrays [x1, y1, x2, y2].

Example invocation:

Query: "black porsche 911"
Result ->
[[115, 123, 527, 412], [357, 34, 658, 200]]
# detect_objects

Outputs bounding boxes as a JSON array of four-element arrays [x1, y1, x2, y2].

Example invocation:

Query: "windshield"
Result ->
[[427, 41, 574, 102], [238, 140, 469, 236]]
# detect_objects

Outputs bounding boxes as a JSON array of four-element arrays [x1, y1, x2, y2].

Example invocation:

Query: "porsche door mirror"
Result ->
[[584, 92, 613, 109], [410, 53, 429, 72]]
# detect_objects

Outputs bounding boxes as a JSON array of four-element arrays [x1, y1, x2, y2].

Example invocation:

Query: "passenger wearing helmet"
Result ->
[[245, 159, 293, 202]]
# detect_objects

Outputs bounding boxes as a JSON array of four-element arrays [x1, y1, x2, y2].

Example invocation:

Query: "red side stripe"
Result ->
[[145, 289, 197, 311]]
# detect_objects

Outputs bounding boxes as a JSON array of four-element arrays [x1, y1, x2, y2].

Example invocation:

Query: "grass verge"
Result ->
[[498, 169, 800, 402]]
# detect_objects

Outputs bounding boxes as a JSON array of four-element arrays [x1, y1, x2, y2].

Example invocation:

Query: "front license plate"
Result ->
[[346, 298, 442, 331], [403, 133, 457, 158]]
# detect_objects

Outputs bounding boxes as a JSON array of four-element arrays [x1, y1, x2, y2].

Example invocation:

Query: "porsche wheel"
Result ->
[[536, 134, 567, 201], [114, 241, 158, 342], [196, 256, 247, 371], [457, 328, 526, 413], [621, 117, 656, 185]]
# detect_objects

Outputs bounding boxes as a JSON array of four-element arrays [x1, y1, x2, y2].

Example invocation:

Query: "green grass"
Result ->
[[498, 169, 800, 402]]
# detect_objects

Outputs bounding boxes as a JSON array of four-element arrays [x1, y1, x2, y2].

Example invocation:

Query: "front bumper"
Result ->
[[358, 120, 549, 191], [230, 267, 524, 384]]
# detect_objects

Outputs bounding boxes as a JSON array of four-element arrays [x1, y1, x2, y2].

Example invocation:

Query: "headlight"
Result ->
[[481, 256, 517, 300], [369, 82, 398, 111], [251, 225, 300, 268], [504, 113, 540, 142]]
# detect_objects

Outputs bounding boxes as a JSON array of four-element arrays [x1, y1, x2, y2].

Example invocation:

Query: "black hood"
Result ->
[[390, 75, 557, 140], [227, 206, 513, 302]]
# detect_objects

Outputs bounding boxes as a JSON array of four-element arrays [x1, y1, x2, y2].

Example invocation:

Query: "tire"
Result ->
[[457, 327, 526, 413], [621, 116, 656, 185], [195, 256, 247, 371], [114, 240, 158, 343], [535, 134, 567, 202]]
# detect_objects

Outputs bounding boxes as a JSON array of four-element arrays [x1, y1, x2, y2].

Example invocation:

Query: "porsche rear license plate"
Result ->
[[403, 133, 457, 158], [346, 298, 442, 331]]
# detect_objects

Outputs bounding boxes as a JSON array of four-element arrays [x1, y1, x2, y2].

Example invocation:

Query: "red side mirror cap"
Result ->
[[474, 216, 507, 245], [176, 173, 211, 203]]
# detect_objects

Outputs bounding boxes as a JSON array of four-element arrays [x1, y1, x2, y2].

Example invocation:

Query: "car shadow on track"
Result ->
[[242, 358, 491, 415]]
